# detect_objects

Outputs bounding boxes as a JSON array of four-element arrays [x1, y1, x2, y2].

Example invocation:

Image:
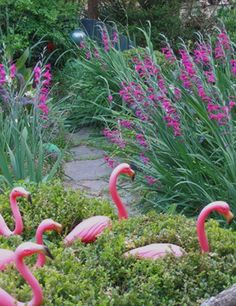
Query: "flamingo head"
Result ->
[[119, 163, 136, 181], [15, 242, 54, 259], [40, 219, 63, 233], [10, 187, 32, 204], [212, 201, 234, 224]]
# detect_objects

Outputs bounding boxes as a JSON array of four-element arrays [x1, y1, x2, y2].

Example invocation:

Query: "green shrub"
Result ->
[[218, 6, 236, 44], [0, 181, 114, 240], [99, 0, 211, 51], [0, 184, 235, 305], [0, 0, 84, 60]]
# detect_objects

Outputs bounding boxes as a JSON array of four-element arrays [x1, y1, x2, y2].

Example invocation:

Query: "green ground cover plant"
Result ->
[[0, 183, 235, 305]]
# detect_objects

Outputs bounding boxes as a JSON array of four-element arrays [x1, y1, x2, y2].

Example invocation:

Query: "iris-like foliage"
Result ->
[[0, 51, 63, 187], [75, 27, 236, 216]]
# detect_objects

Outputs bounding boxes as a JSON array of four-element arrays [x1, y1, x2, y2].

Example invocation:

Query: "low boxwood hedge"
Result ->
[[0, 183, 235, 305]]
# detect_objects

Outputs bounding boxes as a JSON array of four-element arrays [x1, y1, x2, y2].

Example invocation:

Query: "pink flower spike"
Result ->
[[145, 175, 158, 185], [204, 70, 215, 83], [104, 155, 116, 168], [0, 64, 6, 85], [10, 64, 16, 79], [108, 95, 113, 102], [230, 60, 236, 76], [39, 103, 49, 115], [229, 100, 236, 109]]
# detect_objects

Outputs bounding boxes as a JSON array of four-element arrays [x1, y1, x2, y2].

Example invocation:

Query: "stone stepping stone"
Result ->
[[70, 145, 105, 160], [64, 158, 111, 181]]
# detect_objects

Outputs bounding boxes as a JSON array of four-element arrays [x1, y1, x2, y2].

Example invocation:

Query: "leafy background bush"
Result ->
[[0, 0, 84, 60], [0, 183, 235, 305]]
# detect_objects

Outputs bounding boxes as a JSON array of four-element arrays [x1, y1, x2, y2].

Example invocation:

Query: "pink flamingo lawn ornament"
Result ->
[[0, 218, 62, 271], [0, 242, 53, 306], [0, 187, 32, 237], [124, 201, 234, 260], [196, 201, 234, 253], [64, 163, 135, 246]]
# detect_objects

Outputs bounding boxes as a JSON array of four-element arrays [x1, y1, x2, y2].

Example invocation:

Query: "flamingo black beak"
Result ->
[[43, 246, 54, 260], [129, 170, 136, 182], [27, 194, 32, 204], [224, 211, 234, 224]]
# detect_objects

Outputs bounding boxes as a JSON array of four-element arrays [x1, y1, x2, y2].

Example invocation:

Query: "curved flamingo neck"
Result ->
[[35, 224, 49, 267], [15, 254, 43, 306], [109, 167, 128, 220], [197, 203, 219, 253], [10, 194, 23, 235]]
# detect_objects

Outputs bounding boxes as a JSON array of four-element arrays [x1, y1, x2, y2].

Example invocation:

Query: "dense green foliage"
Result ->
[[0, 181, 114, 240], [0, 0, 83, 59], [0, 183, 236, 305], [99, 0, 212, 51], [219, 5, 236, 43]]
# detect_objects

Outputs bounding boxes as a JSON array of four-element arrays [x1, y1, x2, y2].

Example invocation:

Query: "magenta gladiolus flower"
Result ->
[[194, 43, 211, 65], [10, 64, 16, 79], [135, 109, 149, 121], [197, 85, 212, 103], [179, 49, 196, 77], [180, 71, 192, 89], [174, 87, 181, 100], [136, 133, 148, 148], [204, 70, 215, 83], [79, 41, 85, 49], [119, 119, 133, 129], [161, 47, 175, 64], [140, 153, 150, 165], [113, 31, 118, 43], [94, 48, 100, 58], [229, 100, 236, 109], [103, 128, 126, 148], [230, 60, 236, 76], [33, 66, 41, 84], [39, 103, 49, 115], [86, 51, 91, 60], [145, 175, 158, 185], [108, 95, 113, 102], [0, 64, 6, 85], [102, 30, 110, 52], [104, 155, 116, 168]]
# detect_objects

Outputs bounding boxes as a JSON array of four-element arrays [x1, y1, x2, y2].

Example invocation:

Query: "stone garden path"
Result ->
[[63, 127, 139, 216]]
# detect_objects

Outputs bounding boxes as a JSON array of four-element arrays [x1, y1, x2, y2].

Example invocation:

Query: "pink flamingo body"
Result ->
[[0, 219, 61, 270], [64, 163, 135, 246], [124, 201, 234, 260], [124, 243, 184, 259], [0, 242, 53, 306], [0, 187, 31, 237]]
